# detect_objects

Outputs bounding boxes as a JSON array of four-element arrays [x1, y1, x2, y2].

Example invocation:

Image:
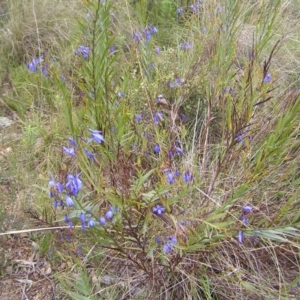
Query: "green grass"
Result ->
[[1, 0, 300, 299]]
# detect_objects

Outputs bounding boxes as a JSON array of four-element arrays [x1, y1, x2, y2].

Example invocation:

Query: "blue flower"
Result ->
[[88, 219, 96, 227], [27, 56, 44, 72], [65, 195, 74, 207], [263, 73, 271, 83], [152, 204, 165, 215], [190, 4, 199, 12], [183, 170, 193, 182], [169, 78, 183, 88], [60, 200, 64, 209], [163, 243, 173, 253], [99, 217, 106, 225], [80, 212, 85, 223], [240, 215, 249, 226], [40, 64, 50, 77], [167, 172, 174, 184], [154, 143, 160, 153], [75, 45, 90, 59], [66, 173, 82, 196], [133, 30, 141, 42], [153, 112, 163, 125], [216, 6, 222, 15], [238, 231, 243, 243], [179, 42, 192, 50], [168, 150, 174, 159], [118, 92, 125, 98], [63, 146, 75, 157], [88, 129, 104, 144], [181, 114, 187, 123], [68, 137, 77, 147], [156, 236, 162, 245], [105, 210, 113, 220], [49, 174, 64, 193], [155, 46, 161, 55], [53, 199, 58, 208], [177, 7, 184, 14], [84, 148, 95, 161], [163, 236, 177, 253], [64, 214, 70, 223], [175, 170, 180, 177], [174, 146, 184, 156], [135, 114, 142, 122], [243, 206, 253, 213], [109, 46, 116, 54]]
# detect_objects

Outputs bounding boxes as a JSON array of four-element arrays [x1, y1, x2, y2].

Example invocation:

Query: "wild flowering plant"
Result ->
[[37, 0, 300, 298]]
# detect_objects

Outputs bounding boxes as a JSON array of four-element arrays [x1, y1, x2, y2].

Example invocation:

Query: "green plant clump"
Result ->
[[2, 0, 300, 299]]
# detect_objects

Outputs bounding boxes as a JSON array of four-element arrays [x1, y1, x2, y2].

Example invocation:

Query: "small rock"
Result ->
[[100, 275, 116, 285], [0, 117, 14, 129]]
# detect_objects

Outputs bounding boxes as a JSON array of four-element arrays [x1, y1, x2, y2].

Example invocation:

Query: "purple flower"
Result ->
[[181, 114, 187, 123], [156, 236, 162, 245], [84, 148, 95, 161], [88, 129, 104, 144], [169, 78, 183, 88], [155, 46, 161, 55], [88, 219, 96, 227], [66, 173, 82, 196], [49, 174, 64, 193], [109, 46, 116, 54], [179, 42, 192, 50], [53, 199, 58, 208], [63, 146, 75, 157], [65, 195, 74, 207], [152, 204, 165, 215], [117, 92, 125, 98], [40, 64, 50, 77], [183, 170, 193, 182], [240, 215, 249, 226], [75, 45, 90, 59], [167, 172, 174, 184], [154, 143, 160, 153], [153, 112, 163, 125], [27, 56, 44, 73], [135, 114, 142, 122], [190, 4, 199, 12], [216, 6, 222, 15], [64, 214, 70, 223], [263, 73, 271, 83], [99, 217, 106, 225], [168, 150, 174, 159], [60, 200, 64, 209], [68, 137, 77, 147], [163, 243, 173, 253], [177, 7, 184, 14], [133, 30, 141, 42], [174, 146, 184, 156], [80, 212, 85, 223], [105, 210, 113, 219], [175, 170, 180, 177], [243, 206, 253, 213], [238, 231, 244, 243], [163, 236, 177, 253], [169, 236, 177, 244]]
